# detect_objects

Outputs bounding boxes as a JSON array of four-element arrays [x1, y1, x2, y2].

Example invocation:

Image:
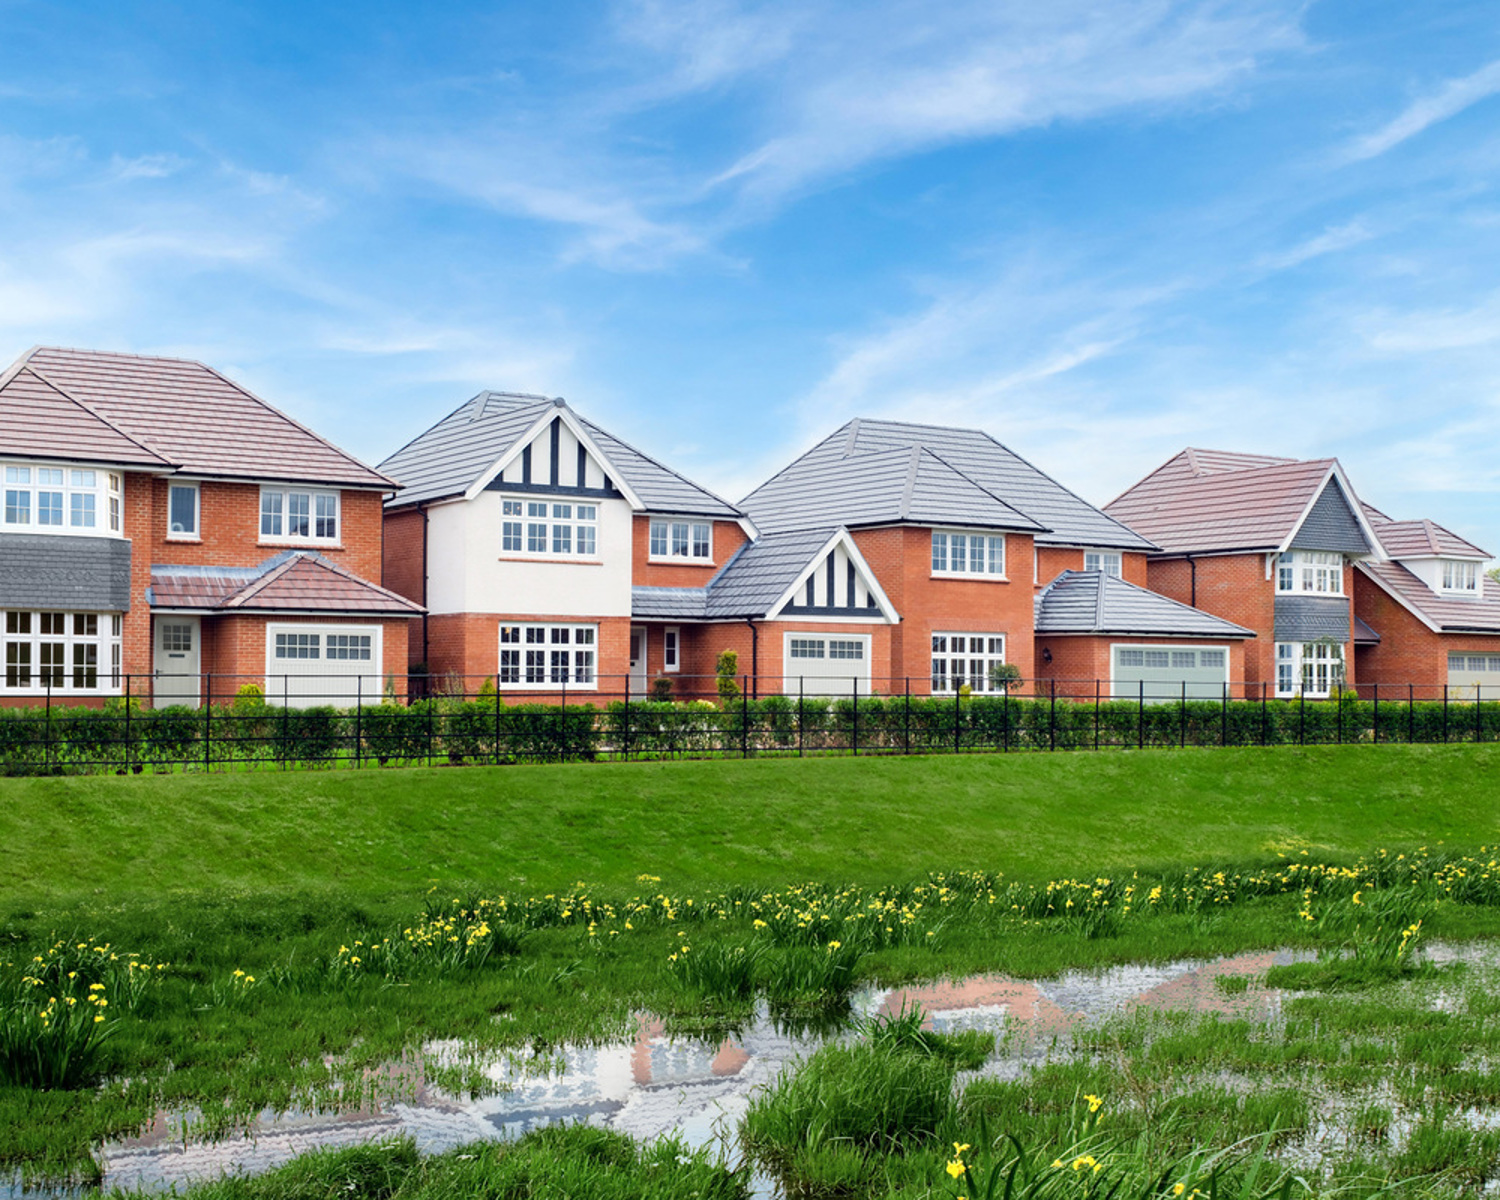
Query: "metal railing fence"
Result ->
[[0, 672, 1497, 775]]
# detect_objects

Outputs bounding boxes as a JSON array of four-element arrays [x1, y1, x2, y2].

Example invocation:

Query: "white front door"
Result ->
[[629, 626, 647, 695], [153, 617, 201, 707]]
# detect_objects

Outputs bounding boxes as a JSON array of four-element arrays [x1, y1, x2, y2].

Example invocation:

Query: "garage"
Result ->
[[1111, 644, 1230, 703], [1447, 652, 1500, 701], [264, 622, 384, 708], [783, 631, 872, 697]]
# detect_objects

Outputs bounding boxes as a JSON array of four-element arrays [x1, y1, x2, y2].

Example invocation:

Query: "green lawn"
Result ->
[[2, 743, 1496, 906]]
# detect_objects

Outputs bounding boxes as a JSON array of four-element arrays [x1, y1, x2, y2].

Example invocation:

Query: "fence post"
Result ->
[[205, 673, 212, 772], [1408, 682, 1414, 744], [1002, 677, 1009, 754], [124, 673, 132, 773], [1094, 678, 1100, 752], [495, 674, 503, 765], [1443, 685, 1449, 743], [45, 674, 53, 773], [954, 686, 961, 756], [1180, 680, 1187, 749], [282, 675, 290, 768], [1138, 680, 1144, 750], [904, 677, 911, 755], [1221, 681, 1228, 747], [1049, 678, 1057, 752], [851, 676, 859, 757], [741, 675, 749, 759], [354, 675, 362, 770]]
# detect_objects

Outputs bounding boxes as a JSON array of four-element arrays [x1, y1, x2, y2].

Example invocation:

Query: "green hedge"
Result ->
[[0, 691, 1497, 773]]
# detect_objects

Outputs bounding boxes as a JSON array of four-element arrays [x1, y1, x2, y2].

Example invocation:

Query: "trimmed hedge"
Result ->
[[0, 691, 1496, 773]]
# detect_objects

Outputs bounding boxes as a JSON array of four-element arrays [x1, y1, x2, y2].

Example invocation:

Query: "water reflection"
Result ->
[[22, 948, 1311, 1196]]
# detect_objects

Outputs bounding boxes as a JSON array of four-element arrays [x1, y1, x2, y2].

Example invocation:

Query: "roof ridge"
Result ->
[[844, 418, 862, 457], [898, 446, 921, 519], [1095, 570, 1109, 628], [918, 443, 1049, 533], [223, 552, 304, 608], [20, 365, 176, 467], [1420, 518, 1442, 557]]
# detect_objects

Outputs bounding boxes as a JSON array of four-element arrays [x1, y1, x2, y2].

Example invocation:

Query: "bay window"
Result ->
[[2, 463, 121, 537], [3, 610, 122, 694], [1275, 641, 1344, 698]]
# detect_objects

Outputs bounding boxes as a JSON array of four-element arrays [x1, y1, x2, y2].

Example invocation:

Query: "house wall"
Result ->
[[1034, 547, 1150, 589], [423, 492, 633, 619], [632, 517, 749, 587], [1147, 554, 1356, 692], [852, 526, 1036, 691], [1033, 635, 1248, 699], [382, 507, 426, 607], [1352, 570, 1500, 695], [423, 611, 632, 696]]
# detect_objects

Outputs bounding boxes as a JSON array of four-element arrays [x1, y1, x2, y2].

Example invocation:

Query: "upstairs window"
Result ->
[[649, 518, 712, 561], [1441, 560, 1479, 593], [2, 463, 116, 537], [500, 498, 598, 559], [168, 483, 199, 538], [1084, 550, 1122, 576], [931, 530, 1006, 578], [1276, 551, 1343, 595], [261, 488, 339, 543]]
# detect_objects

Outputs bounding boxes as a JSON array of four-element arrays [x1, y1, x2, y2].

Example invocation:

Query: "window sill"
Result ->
[[259, 539, 344, 550], [930, 573, 1009, 583], [166, 535, 202, 544], [497, 555, 603, 566], [648, 556, 716, 567]]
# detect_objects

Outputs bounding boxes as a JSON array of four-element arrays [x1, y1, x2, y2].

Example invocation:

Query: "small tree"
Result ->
[[650, 675, 674, 700], [716, 650, 741, 706]]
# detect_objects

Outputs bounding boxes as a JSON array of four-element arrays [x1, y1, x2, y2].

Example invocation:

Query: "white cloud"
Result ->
[[1345, 58, 1500, 163], [1255, 220, 1375, 272], [108, 152, 186, 181], [1357, 293, 1500, 354]]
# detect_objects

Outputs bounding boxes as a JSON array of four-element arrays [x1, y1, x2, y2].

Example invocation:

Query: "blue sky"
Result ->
[[3, 1, 1500, 546]]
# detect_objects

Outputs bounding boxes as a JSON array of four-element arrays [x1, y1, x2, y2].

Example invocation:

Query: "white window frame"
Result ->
[[931, 632, 1008, 693], [1083, 550, 1122, 577], [2, 609, 123, 695], [497, 622, 598, 689], [1275, 641, 1344, 698], [663, 626, 680, 673], [1, 462, 119, 538], [260, 487, 341, 545], [648, 517, 713, 563], [1441, 560, 1479, 594], [167, 482, 200, 540], [931, 530, 1006, 579], [1275, 551, 1344, 595], [499, 496, 600, 561]]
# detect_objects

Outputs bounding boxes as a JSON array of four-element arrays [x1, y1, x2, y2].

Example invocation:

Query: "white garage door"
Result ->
[[264, 623, 383, 708], [1111, 644, 1229, 703], [783, 632, 872, 697], [1447, 652, 1500, 700]]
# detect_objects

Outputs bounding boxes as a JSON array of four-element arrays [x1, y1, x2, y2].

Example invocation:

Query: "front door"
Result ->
[[629, 626, 647, 695], [153, 617, 201, 707]]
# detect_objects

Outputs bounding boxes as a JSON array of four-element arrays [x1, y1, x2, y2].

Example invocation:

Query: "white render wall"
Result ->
[[424, 491, 633, 618]]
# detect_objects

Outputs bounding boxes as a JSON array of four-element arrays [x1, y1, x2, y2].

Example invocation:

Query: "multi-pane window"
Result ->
[[168, 483, 198, 537], [1276, 551, 1343, 594], [1275, 641, 1344, 697], [1083, 551, 1122, 576], [274, 632, 320, 659], [649, 518, 712, 561], [931, 531, 1005, 578], [2, 464, 118, 536], [501, 498, 599, 559], [497, 622, 597, 687], [1442, 560, 1479, 593], [261, 489, 339, 542], [931, 633, 1007, 692], [2, 609, 121, 693], [325, 635, 372, 661]]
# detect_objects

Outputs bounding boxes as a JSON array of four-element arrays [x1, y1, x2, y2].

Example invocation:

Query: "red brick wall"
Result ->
[[424, 612, 633, 698], [187, 615, 410, 705], [852, 527, 1036, 691], [130, 478, 385, 581], [1353, 570, 1500, 695], [1033, 635, 1248, 699], [1033, 548, 1150, 589], [631, 517, 749, 586], [382, 507, 426, 606]]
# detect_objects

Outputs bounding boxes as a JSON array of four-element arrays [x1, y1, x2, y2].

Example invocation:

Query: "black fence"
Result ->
[[1, 672, 1499, 775]]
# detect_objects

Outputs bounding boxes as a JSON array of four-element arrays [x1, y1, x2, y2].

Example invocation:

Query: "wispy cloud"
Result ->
[[1344, 58, 1500, 163], [1357, 292, 1500, 354], [107, 152, 186, 182], [1255, 220, 1375, 272]]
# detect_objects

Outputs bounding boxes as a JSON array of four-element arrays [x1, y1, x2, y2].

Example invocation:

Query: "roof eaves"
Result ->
[[1353, 561, 1443, 634]]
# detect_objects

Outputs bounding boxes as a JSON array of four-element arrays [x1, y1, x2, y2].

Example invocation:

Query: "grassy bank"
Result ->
[[2, 744, 1498, 907]]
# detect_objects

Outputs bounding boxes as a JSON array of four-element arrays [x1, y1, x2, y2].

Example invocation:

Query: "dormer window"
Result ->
[[1276, 551, 1343, 595], [1441, 560, 1478, 593]]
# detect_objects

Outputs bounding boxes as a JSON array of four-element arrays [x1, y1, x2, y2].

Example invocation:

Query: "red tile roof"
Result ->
[[1104, 448, 1341, 554], [151, 552, 422, 615], [0, 365, 171, 467], [1362, 504, 1490, 560], [9, 347, 393, 488], [1358, 559, 1500, 634]]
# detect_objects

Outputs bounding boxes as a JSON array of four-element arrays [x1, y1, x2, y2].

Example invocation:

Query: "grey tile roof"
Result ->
[[1274, 595, 1350, 642], [19, 347, 393, 487], [380, 391, 741, 517], [1035, 570, 1255, 638], [633, 527, 851, 620], [742, 419, 1149, 548], [1104, 448, 1367, 555], [1358, 559, 1500, 635]]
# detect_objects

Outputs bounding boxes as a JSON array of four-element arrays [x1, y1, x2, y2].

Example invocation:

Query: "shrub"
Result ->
[[716, 649, 740, 706], [650, 675, 674, 700]]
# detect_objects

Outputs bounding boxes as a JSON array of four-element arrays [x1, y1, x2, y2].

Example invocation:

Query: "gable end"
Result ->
[[1290, 480, 1371, 555]]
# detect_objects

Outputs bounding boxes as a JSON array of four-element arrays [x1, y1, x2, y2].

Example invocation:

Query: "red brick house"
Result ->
[[1103, 449, 1384, 697], [1353, 505, 1500, 699], [0, 347, 420, 707]]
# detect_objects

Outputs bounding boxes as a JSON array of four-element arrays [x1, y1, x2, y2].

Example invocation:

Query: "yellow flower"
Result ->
[[946, 1160, 966, 1179], [1174, 1185, 1186, 1196], [1085, 1093, 1103, 1112], [953, 1143, 971, 1154]]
